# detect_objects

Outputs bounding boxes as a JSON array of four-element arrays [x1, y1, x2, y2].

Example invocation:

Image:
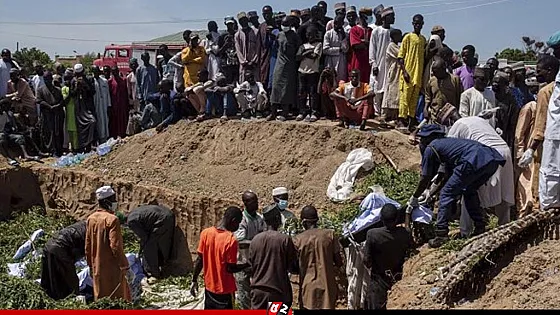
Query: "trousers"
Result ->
[[398, 82, 421, 119], [437, 162, 501, 232]]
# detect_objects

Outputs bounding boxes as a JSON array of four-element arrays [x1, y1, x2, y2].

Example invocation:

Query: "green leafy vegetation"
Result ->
[[0, 209, 141, 309], [284, 164, 420, 236]]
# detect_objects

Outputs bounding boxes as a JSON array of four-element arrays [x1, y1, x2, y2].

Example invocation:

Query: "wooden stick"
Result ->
[[376, 145, 399, 173]]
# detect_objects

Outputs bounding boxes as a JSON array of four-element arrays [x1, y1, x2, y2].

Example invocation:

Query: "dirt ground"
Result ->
[[458, 239, 560, 309], [80, 119, 419, 211]]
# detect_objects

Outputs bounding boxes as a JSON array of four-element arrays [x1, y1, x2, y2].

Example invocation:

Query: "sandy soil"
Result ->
[[80, 119, 419, 211]]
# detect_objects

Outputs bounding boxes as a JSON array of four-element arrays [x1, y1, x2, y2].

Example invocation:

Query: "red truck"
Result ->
[[93, 43, 185, 76]]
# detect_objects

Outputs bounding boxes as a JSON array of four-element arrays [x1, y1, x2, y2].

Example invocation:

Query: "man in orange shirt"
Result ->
[[330, 69, 375, 130], [190, 206, 249, 310]]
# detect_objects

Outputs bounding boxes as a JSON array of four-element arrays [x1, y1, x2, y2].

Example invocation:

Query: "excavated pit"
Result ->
[[388, 210, 560, 310]]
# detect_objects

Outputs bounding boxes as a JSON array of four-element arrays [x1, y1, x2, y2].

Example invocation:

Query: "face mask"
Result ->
[[277, 199, 288, 210], [366, 16, 374, 25], [282, 26, 291, 32], [110, 202, 118, 211]]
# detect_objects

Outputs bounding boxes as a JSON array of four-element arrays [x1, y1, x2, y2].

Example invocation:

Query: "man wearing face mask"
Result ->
[[85, 186, 131, 302], [272, 187, 295, 228], [454, 45, 477, 91]]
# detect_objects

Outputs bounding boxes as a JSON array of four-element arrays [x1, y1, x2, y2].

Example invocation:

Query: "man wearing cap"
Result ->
[[190, 206, 248, 309], [298, 6, 325, 45], [459, 67, 496, 118], [72, 64, 97, 152], [249, 204, 298, 309], [218, 17, 240, 84], [448, 116, 514, 236], [324, 15, 349, 82], [397, 14, 426, 131], [0, 49, 20, 98], [364, 203, 412, 309], [293, 205, 344, 309], [371, 4, 384, 28], [510, 61, 534, 107], [422, 26, 445, 98], [325, 2, 346, 32], [369, 6, 394, 117], [407, 125, 506, 247], [247, 11, 260, 29], [36, 71, 65, 157], [257, 5, 277, 91], [269, 16, 300, 122], [125, 205, 176, 282], [518, 56, 560, 215], [40, 220, 87, 300], [182, 34, 207, 87], [349, 8, 373, 84], [537, 31, 560, 211], [345, 6, 357, 33], [233, 191, 266, 309], [235, 12, 260, 84], [272, 186, 295, 227], [85, 186, 131, 301]]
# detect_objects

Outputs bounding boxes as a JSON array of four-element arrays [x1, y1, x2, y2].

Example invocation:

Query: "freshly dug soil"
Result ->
[[81, 120, 420, 210], [459, 239, 560, 309]]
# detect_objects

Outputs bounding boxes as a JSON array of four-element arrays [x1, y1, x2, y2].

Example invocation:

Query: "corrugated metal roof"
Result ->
[[133, 30, 207, 45]]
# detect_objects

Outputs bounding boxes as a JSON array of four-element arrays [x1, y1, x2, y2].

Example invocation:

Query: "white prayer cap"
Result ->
[[156, 55, 164, 59], [73, 63, 84, 74], [96, 186, 116, 201], [272, 187, 288, 196]]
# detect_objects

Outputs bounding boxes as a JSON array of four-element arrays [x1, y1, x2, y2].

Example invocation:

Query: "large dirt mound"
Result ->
[[459, 239, 560, 309], [80, 120, 419, 209]]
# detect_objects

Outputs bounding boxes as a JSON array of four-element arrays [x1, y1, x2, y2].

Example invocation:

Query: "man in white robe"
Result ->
[[368, 7, 394, 117], [202, 21, 221, 81], [459, 67, 496, 118]]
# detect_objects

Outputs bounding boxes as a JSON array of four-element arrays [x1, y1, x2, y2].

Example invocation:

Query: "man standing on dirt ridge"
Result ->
[[85, 186, 131, 302], [190, 206, 249, 310]]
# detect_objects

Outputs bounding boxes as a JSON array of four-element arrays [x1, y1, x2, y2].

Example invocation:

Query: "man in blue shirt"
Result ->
[[406, 124, 506, 248]]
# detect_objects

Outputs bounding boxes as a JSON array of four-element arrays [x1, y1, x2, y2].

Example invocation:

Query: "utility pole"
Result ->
[[16, 42, 19, 52]]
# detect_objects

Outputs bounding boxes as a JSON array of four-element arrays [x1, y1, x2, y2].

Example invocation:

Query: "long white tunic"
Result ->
[[459, 86, 496, 117], [166, 52, 184, 92], [202, 31, 221, 81], [540, 71, 560, 209], [323, 28, 348, 82], [93, 76, 111, 142], [448, 116, 515, 208], [368, 26, 391, 93]]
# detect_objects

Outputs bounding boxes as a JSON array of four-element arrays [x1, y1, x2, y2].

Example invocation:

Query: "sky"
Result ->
[[0, 0, 558, 61]]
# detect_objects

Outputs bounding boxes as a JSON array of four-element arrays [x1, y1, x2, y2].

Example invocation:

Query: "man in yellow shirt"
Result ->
[[182, 34, 207, 87], [397, 14, 426, 132]]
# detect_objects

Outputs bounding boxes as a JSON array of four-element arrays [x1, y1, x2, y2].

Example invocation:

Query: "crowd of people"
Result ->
[[0, 1, 554, 166], [7, 0, 560, 311]]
